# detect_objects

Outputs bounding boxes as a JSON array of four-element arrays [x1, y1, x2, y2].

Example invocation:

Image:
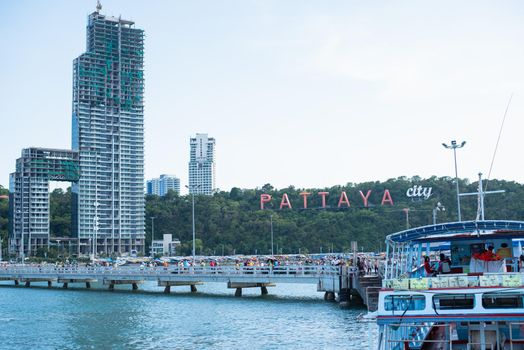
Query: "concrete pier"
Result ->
[[0, 264, 372, 305], [158, 281, 203, 294], [58, 278, 97, 289], [20, 278, 57, 288], [324, 291, 335, 301], [104, 279, 144, 291], [227, 282, 275, 297]]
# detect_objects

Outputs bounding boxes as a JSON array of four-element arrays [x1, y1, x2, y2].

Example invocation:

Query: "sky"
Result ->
[[1, 0, 524, 194]]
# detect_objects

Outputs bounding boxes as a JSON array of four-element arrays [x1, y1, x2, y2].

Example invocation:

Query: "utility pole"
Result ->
[[150, 217, 155, 257], [270, 214, 274, 256], [185, 184, 201, 266]]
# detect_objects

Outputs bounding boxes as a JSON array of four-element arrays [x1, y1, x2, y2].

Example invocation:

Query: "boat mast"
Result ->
[[460, 173, 505, 220]]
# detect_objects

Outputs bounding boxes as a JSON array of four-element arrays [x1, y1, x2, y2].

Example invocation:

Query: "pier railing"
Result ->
[[0, 264, 342, 279], [0, 264, 376, 301]]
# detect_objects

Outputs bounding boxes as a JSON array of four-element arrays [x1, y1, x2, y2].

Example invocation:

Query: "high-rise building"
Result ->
[[71, 5, 145, 255], [9, 148, 80, 257], [188, 133, 216, 195], [146, 175, 180, 196]]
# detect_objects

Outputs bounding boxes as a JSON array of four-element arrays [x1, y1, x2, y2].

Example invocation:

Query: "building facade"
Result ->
[[146, 174, 180, 196], [150, 234, 180, 256], [9, 148, 79, 258], [188, 133, 216, 195], [71, 8, 145, 255]]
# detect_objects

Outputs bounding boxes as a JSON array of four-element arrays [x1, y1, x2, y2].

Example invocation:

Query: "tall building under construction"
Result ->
[[72, 5, 145, 255]]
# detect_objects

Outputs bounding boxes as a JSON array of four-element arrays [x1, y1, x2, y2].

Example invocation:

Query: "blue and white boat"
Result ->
[[376, 219, 524, 349]]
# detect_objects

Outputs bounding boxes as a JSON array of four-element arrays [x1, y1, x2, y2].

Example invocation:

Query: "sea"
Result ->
[[0, 281, 378, 349]]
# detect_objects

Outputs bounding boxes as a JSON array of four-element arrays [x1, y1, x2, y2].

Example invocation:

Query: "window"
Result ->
[[385, 295, 426, 311], [433, 294, 475, 310], [482, 293, 524, 309]]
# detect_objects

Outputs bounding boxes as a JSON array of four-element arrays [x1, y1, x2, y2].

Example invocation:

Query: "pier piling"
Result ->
[[324, 291, 335, 301]]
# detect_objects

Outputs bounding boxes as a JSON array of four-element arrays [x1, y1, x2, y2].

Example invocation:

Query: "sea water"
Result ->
[[0, 282, 378, 349]]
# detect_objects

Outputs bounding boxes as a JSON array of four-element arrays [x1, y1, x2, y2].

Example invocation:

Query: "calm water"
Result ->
[[0, 281, 378, 349]]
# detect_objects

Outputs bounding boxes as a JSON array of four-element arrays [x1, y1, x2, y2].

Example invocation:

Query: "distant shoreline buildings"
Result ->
[[8, 5, 147, 258], [6, 4, 221, 259], [146, 175, 180, 196], [188, 133, 216, 195]]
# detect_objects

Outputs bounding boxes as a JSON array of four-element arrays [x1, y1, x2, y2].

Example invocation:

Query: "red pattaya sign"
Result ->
[[260, 190, 394, 210]]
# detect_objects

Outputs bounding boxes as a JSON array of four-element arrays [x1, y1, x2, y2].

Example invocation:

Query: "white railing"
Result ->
[[0, 264, 342, 279], [383, 323, 450, 350], [508, 322, 524, 350]]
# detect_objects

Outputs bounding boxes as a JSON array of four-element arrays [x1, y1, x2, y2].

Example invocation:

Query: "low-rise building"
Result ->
[[151, 234, 180, 256]]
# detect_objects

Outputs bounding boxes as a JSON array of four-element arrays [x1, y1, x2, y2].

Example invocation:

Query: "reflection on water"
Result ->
[[0, 282, 378, 349]]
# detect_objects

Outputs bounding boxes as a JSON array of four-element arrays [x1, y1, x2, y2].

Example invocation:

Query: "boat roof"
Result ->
[[386, 220, 524, 244]]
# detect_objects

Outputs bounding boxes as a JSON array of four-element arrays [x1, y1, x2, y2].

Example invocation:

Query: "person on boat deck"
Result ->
[[423, 256, 436, 277], [496, 242, 512, 259], [477, 246, 502, 261], [438, 253, 452, 274]]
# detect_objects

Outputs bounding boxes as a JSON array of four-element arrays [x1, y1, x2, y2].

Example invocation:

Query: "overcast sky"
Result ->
[[1, 1, 523, 193]]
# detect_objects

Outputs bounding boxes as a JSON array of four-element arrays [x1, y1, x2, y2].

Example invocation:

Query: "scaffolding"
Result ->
[[72, 11, 145, 256]]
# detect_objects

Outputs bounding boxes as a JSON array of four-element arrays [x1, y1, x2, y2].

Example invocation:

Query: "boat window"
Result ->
[[385, 295, 426, 311], [433, 294, 475, 310], [482, 293, 524, 309]]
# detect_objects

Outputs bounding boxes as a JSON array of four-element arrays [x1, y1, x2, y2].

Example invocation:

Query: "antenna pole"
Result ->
[[485, 93, 513, 192]]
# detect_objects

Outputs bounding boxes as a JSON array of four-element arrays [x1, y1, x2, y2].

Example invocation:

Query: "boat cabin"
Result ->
[[377, 220, 524, 350]]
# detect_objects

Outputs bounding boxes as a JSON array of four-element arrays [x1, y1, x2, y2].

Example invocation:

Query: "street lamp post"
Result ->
[[17, 209, 24, 263], [150, 216, 156, 257], [442, 140, 466, 221], [185, 184, 201, 266], [93, 201, 99, 260], [402, 208, 410, 229], [270, 214, 274, 256], [432, 202, 445, 225]]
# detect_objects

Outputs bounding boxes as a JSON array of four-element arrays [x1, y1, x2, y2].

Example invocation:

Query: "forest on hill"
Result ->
[[1, 176, 524, 256]]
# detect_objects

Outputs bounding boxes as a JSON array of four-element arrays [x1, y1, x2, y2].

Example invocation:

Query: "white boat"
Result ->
[[376, 219, 524, 350]]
